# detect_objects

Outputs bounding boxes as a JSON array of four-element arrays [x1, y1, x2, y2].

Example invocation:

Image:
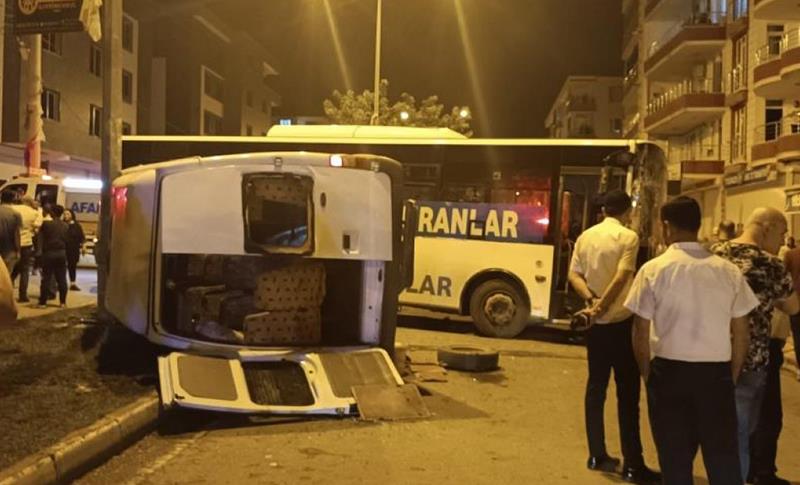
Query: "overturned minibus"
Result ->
[[106, 150, 414, 415]]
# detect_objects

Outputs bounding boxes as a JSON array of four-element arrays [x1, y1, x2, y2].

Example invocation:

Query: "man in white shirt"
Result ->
[[569, 190, 659, 483], [625, 196, 757, 485], [10, 196, 42, 302]]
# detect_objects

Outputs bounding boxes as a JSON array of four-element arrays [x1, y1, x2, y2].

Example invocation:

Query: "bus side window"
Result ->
[[1, 184, 28, 201], [35, 184, 60, 206]]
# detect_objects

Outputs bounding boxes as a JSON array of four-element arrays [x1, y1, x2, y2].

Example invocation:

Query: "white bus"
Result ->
[[123, 128, 667, 338]]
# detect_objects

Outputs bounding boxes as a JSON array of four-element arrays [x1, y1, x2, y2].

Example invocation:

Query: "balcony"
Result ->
[[726, 0, 749, 38], [566, 95, 597, 112], [624, 112, 641, 139], [753, 0, 800, 20], [645, 78, 725, 136], [672, 144, 726, 184], [725, 65, 748, 106], [644, 13, 727, 81], [753, 28, 800, 98], [751, 113, 800, 163]]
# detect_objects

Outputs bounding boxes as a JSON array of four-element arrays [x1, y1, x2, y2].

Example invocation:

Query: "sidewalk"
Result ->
[[15, 268, 98, 319]]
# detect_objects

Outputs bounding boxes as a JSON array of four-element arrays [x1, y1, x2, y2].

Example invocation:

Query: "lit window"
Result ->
[[41, 89, 60, 121], [90, 105, 102, 137]]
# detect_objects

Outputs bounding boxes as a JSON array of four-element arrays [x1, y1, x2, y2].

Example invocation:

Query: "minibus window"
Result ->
[[243, 174, 313, 254]]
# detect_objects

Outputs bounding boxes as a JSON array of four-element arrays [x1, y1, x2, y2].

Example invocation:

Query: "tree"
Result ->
[[323, 79, 473, 137]]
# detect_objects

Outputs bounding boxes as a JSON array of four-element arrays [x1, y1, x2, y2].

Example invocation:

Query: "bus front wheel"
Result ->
[[469, 280, 529, 338]]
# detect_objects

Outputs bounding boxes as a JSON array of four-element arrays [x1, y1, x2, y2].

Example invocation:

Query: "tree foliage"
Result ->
[[323, 79, 473, 137]]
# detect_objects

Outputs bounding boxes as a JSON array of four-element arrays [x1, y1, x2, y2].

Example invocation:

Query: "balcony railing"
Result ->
[[727, 65, 747, 92], [672, 143, 727, 162], [623, 65, 639, 92], [753, 112, 800, 144], [755, 27, 800, 66], [647, 11, 726, 58], [624, 112, 641, 136], [647, 78, 720, 116], [728, 0, 748, 20]]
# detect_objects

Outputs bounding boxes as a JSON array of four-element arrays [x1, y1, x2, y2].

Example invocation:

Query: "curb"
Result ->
[[0, 393, 159, 485]]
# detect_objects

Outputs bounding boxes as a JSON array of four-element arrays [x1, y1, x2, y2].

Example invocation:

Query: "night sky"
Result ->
[[215, 0, 623, 138]]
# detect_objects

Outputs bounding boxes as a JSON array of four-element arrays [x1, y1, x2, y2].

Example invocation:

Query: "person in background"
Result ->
[[568, 189, 660, 484], [0, 191, 22, 274], [718, 220, 737, 242], [787, 245, 800, 382], [10, 196, 42, 303], [37, 205, 69, 308], [786, 236, 795, 250], [63, 209, 84, 291], [711, 208, 798, 482], [627, 196, 756, 484]]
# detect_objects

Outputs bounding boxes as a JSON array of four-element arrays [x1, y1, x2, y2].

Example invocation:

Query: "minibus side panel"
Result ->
[[107, 170, 157, 335]]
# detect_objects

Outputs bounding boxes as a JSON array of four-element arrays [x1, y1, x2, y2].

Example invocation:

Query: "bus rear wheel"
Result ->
[[469, 279, 529, 338]]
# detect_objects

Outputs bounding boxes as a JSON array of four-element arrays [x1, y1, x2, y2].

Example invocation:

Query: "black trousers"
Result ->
[[39, 254, 67, 305], [750, 338, 785, 478], [791, 315, 800, 377], [647, 358, 742, 485], [11, 246, 34, 299], [67, 258, 78, 283], [585, 318, 643, 466]]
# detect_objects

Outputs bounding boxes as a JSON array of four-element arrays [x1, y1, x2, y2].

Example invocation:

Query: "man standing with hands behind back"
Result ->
[[626, 197, 757, 484], [568, 190, 659, 484]]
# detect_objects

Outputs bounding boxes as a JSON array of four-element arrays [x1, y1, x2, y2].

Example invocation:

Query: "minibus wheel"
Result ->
[[469, 279, 529, 338]]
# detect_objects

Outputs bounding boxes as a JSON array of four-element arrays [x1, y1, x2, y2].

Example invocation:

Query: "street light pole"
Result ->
[[370, 0, 382, 125]]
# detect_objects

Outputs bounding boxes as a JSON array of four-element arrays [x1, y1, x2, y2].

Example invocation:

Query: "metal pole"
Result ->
[[97, 0, 123, 312], [23, 34, 42, 175], [370, 0, 382, 125]]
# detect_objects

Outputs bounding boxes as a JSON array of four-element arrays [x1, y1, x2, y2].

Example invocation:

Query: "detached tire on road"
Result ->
[[469, 279, 529, 338], [437, 346, 499, 372]]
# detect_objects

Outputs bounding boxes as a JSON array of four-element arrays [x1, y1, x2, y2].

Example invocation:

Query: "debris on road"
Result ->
[[437, 345, 500, 372]]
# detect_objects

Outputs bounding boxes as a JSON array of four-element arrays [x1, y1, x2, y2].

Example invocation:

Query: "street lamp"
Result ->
[[400, 111, 410, 121], [459, 108, 470, 119], [370, 0, 382, 125]]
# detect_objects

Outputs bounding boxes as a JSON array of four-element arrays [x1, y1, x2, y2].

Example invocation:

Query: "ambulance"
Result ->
[[107, 149, 416, 415]]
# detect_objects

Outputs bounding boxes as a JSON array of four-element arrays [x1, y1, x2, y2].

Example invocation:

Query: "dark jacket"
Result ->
[[39, 219, 69, 259], [66, 222, 85, 262]]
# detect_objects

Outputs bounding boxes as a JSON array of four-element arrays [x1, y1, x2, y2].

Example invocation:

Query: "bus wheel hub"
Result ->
[[484, 294, 515, 327]]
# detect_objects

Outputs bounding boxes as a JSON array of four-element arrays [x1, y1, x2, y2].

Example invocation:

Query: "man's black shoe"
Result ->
[[587, 455, 620, 472], [753, 474, 790, 485], [622, 464, 661, 484]]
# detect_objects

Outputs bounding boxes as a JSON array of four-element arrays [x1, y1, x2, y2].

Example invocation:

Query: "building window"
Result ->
[[90, 105, 102, 137], [768, 25, 784, 56], [41, 89, 60, 121], [122, 122, 132, 135], [731, 104, 746, 161], [610, 118, 623, 135], [203, 67, 224, 102], [246, 125, 253, 136], [246, 91, 253, 107], [42, 33, 62, 55], [203, 110, 223, 135], [122, 70, 133, 104], [765, 99, 783, 141], [90, 44, 102, 76], [262, 100, 269, 114], [122, 16, 134, 53]]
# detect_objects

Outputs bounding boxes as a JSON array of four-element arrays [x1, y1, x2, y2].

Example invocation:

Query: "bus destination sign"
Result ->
[[416, 201, 548, 243]]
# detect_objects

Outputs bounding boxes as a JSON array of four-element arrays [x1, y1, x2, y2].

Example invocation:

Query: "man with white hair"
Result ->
[[711, 207, 799, 483]]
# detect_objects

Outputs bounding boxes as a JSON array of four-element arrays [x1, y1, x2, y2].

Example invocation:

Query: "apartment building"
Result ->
[[622, 0, 800, 238], [135, 4, 280, 138], [545, 76, 625, 139], [0, 1, 281, 182], [1, 10, 140, 181]]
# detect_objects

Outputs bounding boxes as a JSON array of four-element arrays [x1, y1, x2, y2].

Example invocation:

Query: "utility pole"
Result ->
[[22, 33, 42, 176], [97, 0, 123, 312], [370, 0, 382, 125]]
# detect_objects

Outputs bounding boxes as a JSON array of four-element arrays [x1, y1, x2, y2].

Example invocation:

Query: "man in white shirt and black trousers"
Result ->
[[625, 196, 758, 484], [568, 190, 659, 484]]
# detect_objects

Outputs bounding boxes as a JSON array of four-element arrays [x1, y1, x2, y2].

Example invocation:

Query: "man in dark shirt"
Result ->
[[0, 190, 22, 273], [37, 205, 69, 308], [711, 207, 798, 483]]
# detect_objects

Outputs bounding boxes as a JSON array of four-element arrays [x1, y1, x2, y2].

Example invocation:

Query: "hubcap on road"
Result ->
[[484, 293, 516, 327]]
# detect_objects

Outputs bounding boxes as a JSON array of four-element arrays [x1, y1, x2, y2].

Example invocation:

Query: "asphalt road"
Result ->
[[77, 320, 800, 485]]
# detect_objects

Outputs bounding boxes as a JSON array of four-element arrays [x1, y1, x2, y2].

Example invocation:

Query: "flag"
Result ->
[[80, 0, 103, 42]]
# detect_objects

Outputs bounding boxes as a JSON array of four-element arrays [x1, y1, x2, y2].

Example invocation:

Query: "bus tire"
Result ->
[[469, 279, 529, 338]]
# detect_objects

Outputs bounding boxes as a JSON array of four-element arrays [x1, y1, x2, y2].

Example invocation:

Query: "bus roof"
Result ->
[[266, 124, 468, 140]]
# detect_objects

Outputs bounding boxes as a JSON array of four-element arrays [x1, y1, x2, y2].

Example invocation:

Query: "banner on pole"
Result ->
[[14, 0, 86, 35]]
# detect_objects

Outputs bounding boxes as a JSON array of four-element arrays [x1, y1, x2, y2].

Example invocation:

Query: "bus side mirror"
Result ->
[[401, 200, 418, 290]]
